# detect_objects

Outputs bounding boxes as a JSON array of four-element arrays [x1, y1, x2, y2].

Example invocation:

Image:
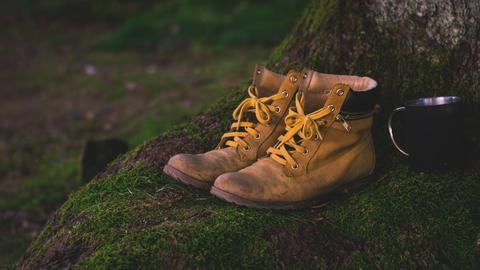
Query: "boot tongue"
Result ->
[[302, 91, 328, 114], [239, 65, 285, 124], [251, 64, 285, 97], [300, 69, 377, 114]]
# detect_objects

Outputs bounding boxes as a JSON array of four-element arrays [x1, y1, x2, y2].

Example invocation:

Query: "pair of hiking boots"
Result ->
[[164, 65, 378, 209]]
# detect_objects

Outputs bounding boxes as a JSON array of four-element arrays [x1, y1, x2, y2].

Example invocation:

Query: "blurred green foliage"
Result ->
[[2, 0, 152, 22], [97, 0, 308, 50], [0, 0, 309, 267], [0, 156, 80, 213], [3, 0, 307, 49]]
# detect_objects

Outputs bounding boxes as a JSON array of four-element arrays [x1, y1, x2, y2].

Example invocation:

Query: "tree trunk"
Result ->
[[16, 1, 480, 269], [270, 0, 479, 111]]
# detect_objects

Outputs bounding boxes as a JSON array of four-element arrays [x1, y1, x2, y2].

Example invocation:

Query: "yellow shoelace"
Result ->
[[221, 85, 287, 149], [267, 93, 335, 168]]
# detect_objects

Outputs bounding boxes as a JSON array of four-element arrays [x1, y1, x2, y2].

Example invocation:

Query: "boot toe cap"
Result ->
[[167, 153, 210, 181], [213, 158, 292, 203], [213, 172, 267, 201], [167, 153, 191, 171]]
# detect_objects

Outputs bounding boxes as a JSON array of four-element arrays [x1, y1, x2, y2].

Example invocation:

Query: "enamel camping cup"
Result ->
[[388, 96, 463, 171]]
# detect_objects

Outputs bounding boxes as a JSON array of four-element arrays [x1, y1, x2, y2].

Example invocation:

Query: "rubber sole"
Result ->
[[210, 176, 372, 210], [163, 164, 212, 190]]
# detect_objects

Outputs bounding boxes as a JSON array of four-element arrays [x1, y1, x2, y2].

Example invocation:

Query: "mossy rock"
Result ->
[[17, 0, 480, 269]]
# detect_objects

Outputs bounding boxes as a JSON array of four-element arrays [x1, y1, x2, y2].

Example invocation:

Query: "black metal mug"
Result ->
[[388, 96, 463, 171]]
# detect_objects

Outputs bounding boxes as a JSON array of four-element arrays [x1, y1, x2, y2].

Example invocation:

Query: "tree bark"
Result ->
[[270, 0, 479, 111]]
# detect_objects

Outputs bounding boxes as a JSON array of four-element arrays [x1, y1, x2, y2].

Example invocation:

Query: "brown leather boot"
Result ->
[[163, 65, 302, 189], [211, 69, 378, 209]]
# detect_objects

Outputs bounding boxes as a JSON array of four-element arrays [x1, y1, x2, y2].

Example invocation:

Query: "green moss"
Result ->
[[15, 0, 480, 268], [27, 165, 300, 269], [267, 0, 338, 71], [20, 139, 480, 269], [326, 162, 480, 268]]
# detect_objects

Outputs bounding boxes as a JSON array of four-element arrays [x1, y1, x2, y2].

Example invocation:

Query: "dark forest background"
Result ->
[[0, 0, 309, 265], [3, 1, 480, 269]]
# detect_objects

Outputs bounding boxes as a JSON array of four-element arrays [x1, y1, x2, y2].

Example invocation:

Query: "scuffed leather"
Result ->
[[167, 147, 250, 181], [214, 71, 377, 203], [166, 66, 297, 183], [214, 115, 376, 202]]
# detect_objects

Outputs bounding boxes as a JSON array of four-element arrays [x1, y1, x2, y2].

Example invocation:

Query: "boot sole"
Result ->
[[163, 164, 212, 190], [210, 176, 372, 210]]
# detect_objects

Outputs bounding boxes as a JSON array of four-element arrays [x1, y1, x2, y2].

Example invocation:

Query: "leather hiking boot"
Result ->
[[163, 65, 302, 190], [211, 69, 378, 208]]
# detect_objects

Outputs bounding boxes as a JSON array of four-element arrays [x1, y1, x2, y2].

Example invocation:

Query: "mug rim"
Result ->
[[405, 96, 462, 107]]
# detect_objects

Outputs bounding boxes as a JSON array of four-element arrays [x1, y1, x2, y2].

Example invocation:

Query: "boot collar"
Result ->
[[299, 68, 378, 114], [251, 64, 285, 97]]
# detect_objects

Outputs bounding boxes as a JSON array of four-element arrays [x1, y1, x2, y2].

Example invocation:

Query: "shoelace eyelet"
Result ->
[[314, 134, 320, 140], [275, 106, 281, 113], [302, 148, 309, 155], [282, 90, 289, 97], [254, 134, 261, 140], [244, 145, 250, 151], [292, 164, 299, 169]]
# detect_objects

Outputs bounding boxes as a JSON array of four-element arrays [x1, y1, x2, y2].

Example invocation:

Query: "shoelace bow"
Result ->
[[221, 85, 286, 149], [267, 93, 336, 168]]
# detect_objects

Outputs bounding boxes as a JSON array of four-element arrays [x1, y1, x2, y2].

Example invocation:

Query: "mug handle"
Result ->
[[388, 107, 409, 156]]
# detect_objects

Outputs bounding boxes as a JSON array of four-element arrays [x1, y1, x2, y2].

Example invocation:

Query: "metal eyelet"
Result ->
[[302, 148, 309, 155], [292, 164, 299, 169], [275, 106, 281, 113], [314, 134, 320, 140], [302, 73, 308, 79], [282, 90, 289, 97], [328, 104, 335, 112], [255, 134, 261, 140], [256, 69, 262, 75], [244, 145, 250, 151], [336, 89, 344, 96], [289, 75, 298, 83]]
